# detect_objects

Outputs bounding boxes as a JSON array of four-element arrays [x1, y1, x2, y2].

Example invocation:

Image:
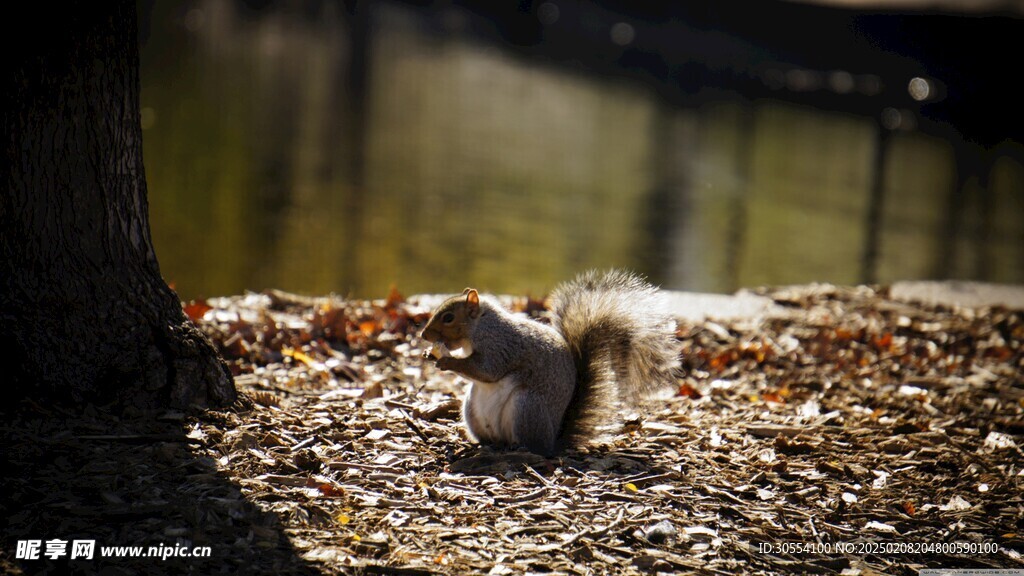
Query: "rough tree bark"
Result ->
[[1, 1, 236, 408]]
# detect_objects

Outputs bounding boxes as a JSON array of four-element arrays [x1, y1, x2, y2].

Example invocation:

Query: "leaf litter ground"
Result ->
[[2, 284, 1022, 575]]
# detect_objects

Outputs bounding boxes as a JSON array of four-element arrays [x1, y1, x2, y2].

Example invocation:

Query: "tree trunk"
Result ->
[[1, 1, 236, 408]]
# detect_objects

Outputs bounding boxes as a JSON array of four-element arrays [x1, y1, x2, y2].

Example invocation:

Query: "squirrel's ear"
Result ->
[[462, 288, 473, 295], [465, 289, 480, 316]]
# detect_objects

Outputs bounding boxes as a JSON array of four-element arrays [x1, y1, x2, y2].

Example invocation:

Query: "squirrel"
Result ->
[[419, 269, 679, 456]]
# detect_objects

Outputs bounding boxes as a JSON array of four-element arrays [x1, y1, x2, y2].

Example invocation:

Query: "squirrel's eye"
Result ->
[[442, 312, 455, 323]]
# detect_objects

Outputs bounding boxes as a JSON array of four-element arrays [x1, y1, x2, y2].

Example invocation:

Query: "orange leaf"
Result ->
[[678, 382, 702, 399], [307, 478, 346, 497], [320, 483, 345, 497], [709, 352, 733, 370], [384, 284, 405, 309], [359, 320, 378, 337], [183, 300, 212, 322], [901, 501, 916, 516], [873, 332, 893, 350]]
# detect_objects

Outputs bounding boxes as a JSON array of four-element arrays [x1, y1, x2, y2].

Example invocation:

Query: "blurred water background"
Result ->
[[139, 0, 1024, 300]]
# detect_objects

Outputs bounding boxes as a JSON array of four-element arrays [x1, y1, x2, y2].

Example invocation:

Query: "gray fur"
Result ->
[[551, 270, 679, 447], [423, 270, 679, 455]]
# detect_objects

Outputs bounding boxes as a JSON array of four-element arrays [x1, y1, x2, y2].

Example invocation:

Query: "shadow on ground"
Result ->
[[0, 402, 322, 575]]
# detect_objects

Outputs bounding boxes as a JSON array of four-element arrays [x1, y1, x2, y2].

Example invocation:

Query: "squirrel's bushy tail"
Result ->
[[551, 270, 679, 447]]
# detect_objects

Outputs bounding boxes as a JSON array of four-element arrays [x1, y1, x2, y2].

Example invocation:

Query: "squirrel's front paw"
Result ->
[[436, 356, 456, 370]]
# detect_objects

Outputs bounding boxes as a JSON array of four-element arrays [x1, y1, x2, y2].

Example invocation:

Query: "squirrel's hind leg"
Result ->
[[511, 394, 559, 456]]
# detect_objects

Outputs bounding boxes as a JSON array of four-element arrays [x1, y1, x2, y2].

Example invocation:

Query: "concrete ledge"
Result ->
[[890, 280, 1024, 310], [662, 291, 785, 323]]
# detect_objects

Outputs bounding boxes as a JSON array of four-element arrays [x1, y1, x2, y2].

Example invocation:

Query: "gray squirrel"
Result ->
[[420, 269, 679, 455]]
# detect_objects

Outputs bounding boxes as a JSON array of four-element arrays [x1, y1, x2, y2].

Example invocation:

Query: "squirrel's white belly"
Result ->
[[463, 376, 518, 445]]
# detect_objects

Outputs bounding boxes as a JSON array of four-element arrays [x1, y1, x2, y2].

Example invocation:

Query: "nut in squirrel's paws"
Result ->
[[422, 341, 473, 362], [426, 343, 451, 360]]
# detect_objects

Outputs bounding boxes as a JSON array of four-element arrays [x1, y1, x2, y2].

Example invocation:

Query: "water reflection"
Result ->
[[140, 0, 1024, 301]]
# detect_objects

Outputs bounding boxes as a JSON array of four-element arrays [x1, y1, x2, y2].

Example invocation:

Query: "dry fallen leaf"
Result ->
[[183, 299, 213, 322]]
